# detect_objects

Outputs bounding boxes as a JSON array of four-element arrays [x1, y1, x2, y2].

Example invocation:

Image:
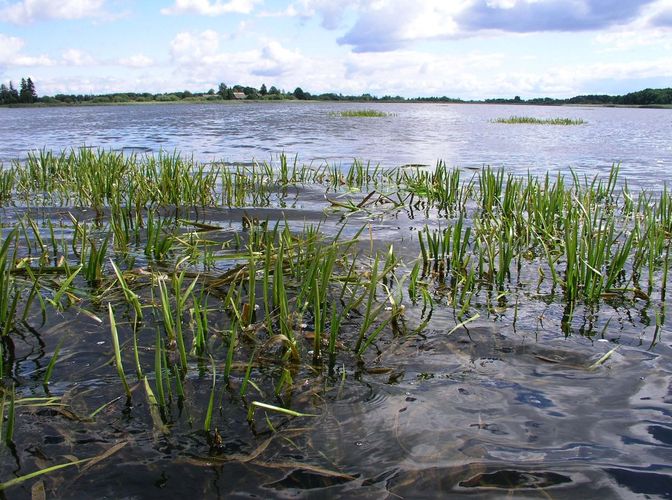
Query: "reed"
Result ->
[[42, 339, 63, 387], [203, 355, 216, 432], [3, 147, 672, 459], [108, 303, 131, 399], [332, 109, 393, 118], [0, 166, 14, 203], [0, 229, 19, 337], [493, 116, 586, 125]]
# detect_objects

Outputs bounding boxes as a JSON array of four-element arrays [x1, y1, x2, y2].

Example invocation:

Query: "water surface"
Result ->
[[1, 103, 672, 498], [1, 102, 671, 188]]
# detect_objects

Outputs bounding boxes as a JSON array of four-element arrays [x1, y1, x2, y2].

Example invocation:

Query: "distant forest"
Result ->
[[1, 77, 672, 107]]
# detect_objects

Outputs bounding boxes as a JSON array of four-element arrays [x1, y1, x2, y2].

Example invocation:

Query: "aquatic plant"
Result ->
[[493, 116, 586, 125], [0, 229, 19, 337], [0, 166, 14, 203], [332, 109, 393, 118], [2, 148, 671, 496]]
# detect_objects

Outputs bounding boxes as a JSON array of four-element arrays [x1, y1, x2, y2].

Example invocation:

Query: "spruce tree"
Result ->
[[8, 81, 19, 103], [27, 77, 37, 102]]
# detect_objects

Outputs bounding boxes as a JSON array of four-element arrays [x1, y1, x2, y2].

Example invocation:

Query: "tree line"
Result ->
[[484, 88, 672, 106], [0, 77, 37, 105], [1, 77, 671, 106]]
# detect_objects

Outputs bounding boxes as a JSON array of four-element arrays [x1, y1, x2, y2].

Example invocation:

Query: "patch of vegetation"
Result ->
[[493, 116, 586, 125], [332, 109, 394, 118], [0, 149, 670, 494]]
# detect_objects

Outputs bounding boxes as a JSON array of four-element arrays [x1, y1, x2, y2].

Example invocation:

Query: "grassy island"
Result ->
[[493, 116, 586, 125]]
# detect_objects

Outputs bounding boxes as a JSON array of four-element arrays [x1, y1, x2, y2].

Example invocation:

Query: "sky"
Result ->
[[0, 0, 671, 99]]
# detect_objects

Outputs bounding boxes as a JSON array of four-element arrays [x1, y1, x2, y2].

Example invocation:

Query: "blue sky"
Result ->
[[0, 0, 671, 99]]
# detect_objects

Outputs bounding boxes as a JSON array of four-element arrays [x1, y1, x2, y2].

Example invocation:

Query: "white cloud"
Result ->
[[117, 54, 155, 68], [161, 0, 261, 16], [1, 0, 107, 24], [61, 48, 96, 66], [11, 54, 54, 66], [0, 33, 54, 66], [400, 3, 463, 40], [170, 30, 223, 65], [35, 75, 164, 96], [338, 1, 469, 51], [0, 34, 25, 61], [165, 31, 337, 92], [455, 57, 672, 98], [291, 0, 362, 29], [332, 0, 663, 52], [595, 28, 672, 50], [258, 4, 299, 18], [19, 42, 672, 99], [341, 50, 507, 97], [251, 40, 302, 76], [593, 0, 672, 51]]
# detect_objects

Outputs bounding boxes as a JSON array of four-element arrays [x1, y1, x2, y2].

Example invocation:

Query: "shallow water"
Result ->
[[2, 197, 671, 498], [1, 102, 671, 188]]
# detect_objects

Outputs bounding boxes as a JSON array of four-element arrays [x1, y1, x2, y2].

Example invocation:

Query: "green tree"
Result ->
[[19, 78, 31, 103], [0, 83, 9, 105], [260, 83, 267, 96], [27, 77, 37, 102], [9, 81, 18, 102], [269, 85, 279, 95], [243, 86, 259, 99], [293, 87, 306, 100]]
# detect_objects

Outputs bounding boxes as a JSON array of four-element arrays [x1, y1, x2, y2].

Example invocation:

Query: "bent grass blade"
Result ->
[[108, 303, 131, 399], [247, 401, 317, 423]]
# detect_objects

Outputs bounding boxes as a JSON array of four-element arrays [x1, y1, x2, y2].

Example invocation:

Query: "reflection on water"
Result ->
[[1, 102, 671, 188], [299, 323, 672, 498]]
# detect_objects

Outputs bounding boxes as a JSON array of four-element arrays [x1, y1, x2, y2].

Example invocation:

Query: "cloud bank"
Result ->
[[337, 0, 662, 52], [1, 0, 108, 24], [161, 0, 261, 16]]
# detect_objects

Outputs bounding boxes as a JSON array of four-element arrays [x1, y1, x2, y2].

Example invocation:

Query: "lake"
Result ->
[[1, 101, 671, 188], [1, 102, 672, 498]]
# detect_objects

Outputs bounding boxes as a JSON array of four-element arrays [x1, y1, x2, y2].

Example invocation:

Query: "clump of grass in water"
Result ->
[[332, 109, 393, 118], [493, 116, 586, 125]]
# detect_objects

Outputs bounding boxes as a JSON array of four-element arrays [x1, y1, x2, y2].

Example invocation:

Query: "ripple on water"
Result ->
[[119, 146, 153, 153]]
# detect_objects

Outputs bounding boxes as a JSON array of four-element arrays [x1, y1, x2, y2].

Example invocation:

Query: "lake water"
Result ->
[[1, 101, 671, 188], [2, 102, 672, 498]]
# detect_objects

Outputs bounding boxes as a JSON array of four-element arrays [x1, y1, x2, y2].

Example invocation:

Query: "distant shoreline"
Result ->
[[3, 78, 671, 108], [2, 99, 671, 110]]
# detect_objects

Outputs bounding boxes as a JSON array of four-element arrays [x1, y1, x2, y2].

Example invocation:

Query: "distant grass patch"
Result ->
[[332, 109, 393, 118], [493, 116, 586, 125]]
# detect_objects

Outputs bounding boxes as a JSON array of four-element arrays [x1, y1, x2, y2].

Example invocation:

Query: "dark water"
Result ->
[[1, 102, 671, 188], [2, 200, 671, 499]]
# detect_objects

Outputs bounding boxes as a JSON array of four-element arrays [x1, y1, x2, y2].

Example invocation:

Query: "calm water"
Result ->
[[1, 102, 671, 188]]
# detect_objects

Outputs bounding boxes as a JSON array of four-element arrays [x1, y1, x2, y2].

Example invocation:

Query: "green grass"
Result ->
[[332, 109, 393, 118], [493, 115, 586, 125]]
